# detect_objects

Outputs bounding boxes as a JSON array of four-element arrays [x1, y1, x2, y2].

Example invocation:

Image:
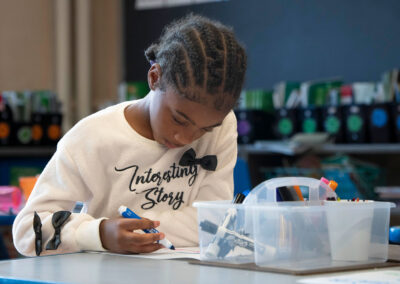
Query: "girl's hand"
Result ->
[[99, 218, 164, 254]]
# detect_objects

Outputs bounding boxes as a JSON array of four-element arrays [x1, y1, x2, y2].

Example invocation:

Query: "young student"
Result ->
[[13, 14, 247, 256]]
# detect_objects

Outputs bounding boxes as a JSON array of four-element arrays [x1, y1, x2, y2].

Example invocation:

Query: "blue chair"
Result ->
[[0, 215, 16, 260], [233, 157, 252, 195]]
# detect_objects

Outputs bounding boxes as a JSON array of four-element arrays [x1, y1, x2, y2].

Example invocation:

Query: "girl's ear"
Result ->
[[147, 63, 162, 90]]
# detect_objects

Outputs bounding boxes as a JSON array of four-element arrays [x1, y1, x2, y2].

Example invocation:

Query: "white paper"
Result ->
[[88, 247, 200, 260], [297, 270, 400, 284]]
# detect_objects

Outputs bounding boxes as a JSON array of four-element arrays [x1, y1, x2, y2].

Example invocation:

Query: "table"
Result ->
[[0, 252, 399, 284]]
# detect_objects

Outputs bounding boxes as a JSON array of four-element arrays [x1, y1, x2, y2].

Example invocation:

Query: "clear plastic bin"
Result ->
[[194, 177, 395, 270], [194, 177, 328, 264], [251, 201, 394, 271], [194, 200, 255, 263]]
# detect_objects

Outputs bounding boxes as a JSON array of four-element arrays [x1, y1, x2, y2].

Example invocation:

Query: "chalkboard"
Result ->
[[124, 0, 400, 90]]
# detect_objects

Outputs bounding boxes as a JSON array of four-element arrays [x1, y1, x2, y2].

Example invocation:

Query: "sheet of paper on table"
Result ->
[[87, 247, 200, 260], [298, 269, 400, 284]]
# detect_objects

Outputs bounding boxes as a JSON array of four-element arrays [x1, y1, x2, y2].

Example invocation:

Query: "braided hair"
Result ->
[[145, 14, 247, 112]]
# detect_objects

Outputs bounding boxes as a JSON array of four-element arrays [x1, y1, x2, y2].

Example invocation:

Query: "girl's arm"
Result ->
[[12, 144, 107, 256]]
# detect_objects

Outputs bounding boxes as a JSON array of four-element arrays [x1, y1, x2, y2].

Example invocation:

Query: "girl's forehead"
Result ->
[[164, 88, 229, 126], [167, 84, 233, 112]]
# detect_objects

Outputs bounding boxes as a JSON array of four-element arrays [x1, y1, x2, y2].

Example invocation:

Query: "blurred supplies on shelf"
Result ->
[[323, 105, 345, 143], [261, 155, 382, 200], [0, 90, 63, 146], [298, 107, 323, 134], [238, 89, 274, 113], [375, 186, 400, 206], [235, 110, 274, 144], [343, 104, 368, 143], [263, 69, 400, 144], [322, 155, 382, 200], [18, 175, 38, 200], [391, 103, 400, 141], [235, 89, 275, 144], [253, 132, 330, 156], [274, 78, 343, 140], [274, 108, 298, 139], [118, 81, 149, 102], [367, 103, 392, 143], [0, 186, 24, 215]]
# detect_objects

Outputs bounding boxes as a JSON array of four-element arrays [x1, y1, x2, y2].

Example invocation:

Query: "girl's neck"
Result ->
[[124, 94, 154, 140]]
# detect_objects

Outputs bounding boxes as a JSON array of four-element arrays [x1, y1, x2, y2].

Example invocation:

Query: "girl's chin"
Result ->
[[163, 139, 178, 149]]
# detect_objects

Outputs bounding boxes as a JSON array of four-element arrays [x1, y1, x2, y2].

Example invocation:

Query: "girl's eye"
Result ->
[[172, 116, 188, 126]]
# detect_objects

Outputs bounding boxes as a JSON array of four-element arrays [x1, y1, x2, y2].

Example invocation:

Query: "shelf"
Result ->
[[317, 144, 400, 154], [0, 146, 56, 158], [239, 143, 400, 156]]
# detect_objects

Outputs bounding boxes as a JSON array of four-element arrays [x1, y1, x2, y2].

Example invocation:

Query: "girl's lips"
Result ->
[[164, 139, 184, 149]]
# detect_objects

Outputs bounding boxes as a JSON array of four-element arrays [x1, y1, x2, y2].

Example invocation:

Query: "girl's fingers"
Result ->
[[119, 218, 159, 231], [132, 243, 164, 254], [99, 218, 165, 254], [140, 244, 164, 253], [125, 231, 165, 245]]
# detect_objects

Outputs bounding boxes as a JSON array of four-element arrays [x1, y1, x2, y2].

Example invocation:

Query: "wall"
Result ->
[[0, 0, 123, 130], [0, 0, 55, 90], [124, 0, 400, 90], [92, 0, 123, 111]]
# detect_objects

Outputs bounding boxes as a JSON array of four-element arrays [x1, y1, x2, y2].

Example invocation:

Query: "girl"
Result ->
[[13, 14, 247, 256]]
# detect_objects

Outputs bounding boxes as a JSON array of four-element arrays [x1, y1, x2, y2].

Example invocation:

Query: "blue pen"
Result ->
[[118, 205, 175, 250]]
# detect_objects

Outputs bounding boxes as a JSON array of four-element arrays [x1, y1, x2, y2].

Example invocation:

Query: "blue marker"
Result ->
[[118, 205, 175, 250]]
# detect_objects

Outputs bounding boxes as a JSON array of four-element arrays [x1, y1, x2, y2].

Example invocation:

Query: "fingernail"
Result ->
[[154, 221, 160, 227], [160, 233, 165, 239]]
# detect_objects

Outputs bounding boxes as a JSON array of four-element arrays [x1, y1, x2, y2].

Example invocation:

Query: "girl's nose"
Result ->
[[174, 128, 201, 145]]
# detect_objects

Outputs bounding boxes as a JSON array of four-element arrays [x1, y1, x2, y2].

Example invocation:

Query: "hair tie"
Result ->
[[150, 60, 156, 66]]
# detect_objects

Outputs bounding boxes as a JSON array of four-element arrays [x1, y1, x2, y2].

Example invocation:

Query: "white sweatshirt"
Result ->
[[12, 100, 237, 256]]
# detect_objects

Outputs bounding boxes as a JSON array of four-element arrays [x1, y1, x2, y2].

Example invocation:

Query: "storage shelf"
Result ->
[[0, 146, 56, 157], [318, 144, 400, 154], [239, 143, 400, 156]]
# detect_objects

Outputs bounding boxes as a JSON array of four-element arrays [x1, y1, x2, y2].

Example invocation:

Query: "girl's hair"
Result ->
[[145, 14, 247, 112]]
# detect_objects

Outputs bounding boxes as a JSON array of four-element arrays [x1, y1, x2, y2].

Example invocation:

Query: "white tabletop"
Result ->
[[0, 252, 398, 284]]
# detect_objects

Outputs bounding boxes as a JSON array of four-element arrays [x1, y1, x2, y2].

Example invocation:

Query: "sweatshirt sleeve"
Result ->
[[12, 142, 107, 257], [141, 112, 237, 247]]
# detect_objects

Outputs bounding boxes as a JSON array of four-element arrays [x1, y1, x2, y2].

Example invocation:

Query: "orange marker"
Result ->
[[293, 185, 304, 201]]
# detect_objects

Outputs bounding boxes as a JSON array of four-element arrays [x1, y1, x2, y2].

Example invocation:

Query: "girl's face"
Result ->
[[149, 86, 228, 149]]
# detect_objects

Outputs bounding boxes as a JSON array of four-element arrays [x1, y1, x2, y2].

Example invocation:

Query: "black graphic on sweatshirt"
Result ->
[[179, 148, 217, 171], [114, 163, 198, 210]]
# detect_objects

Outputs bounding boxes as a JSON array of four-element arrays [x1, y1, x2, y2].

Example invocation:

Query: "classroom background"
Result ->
[[0, 0, 400, 260]]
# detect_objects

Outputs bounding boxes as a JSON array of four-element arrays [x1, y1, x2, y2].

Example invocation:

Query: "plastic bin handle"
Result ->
[[244, 177, 321, 204]]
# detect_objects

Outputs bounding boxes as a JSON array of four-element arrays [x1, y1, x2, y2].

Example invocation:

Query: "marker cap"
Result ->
[[328, 180, 338, 191], [118, 205, 128, 216]]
